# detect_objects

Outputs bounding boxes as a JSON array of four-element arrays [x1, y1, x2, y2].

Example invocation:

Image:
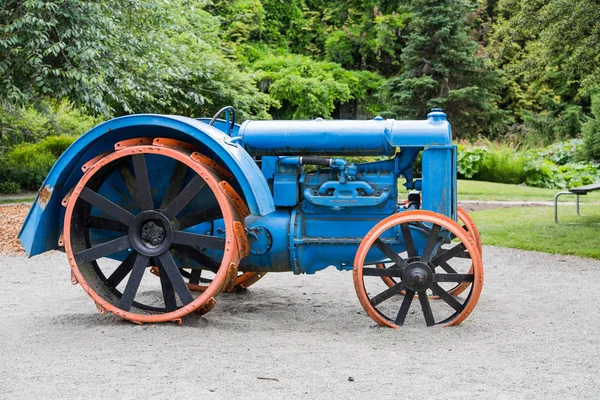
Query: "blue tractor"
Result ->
[[19, 107, 483, 327]]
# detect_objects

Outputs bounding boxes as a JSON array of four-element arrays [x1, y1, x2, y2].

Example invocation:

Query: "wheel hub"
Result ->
[[403, 262, 433, 292], [141, 221, 165, 246], [129, 210, 174, 256]]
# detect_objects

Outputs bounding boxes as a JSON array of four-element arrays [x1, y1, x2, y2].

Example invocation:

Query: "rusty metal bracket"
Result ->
[[219, 181, 250, 219], [153, 137, 198, 152], [114, 137, 153, 151], [81, 151, 112, 173], [191, 152, 233, 181]]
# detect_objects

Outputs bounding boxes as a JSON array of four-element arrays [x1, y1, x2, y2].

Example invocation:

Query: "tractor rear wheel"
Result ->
[[63, 139, 248, 324]]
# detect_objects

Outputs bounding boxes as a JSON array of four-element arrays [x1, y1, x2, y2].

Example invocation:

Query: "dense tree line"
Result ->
[[1, 0, 600, 149]]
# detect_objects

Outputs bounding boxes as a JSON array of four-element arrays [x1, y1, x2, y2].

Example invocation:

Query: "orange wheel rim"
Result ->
[[353, 210, 484, 328], [63, 145, 243, 323], [448, 207, 482, 296]]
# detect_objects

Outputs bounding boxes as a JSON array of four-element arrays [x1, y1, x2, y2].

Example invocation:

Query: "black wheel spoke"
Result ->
[[400, 223, 417, 258], [158, 261, 178, 311], [171, 245, 220, 273], [160, 162, 188, 209], [370, 282, 406, 307], [431, 243, 467, 266], [132, 154, 154, 211], [75, 235, 131, 264], [373, 238, 408, 268], [172, 231, 225, 250], [395, 289, 415, 326], [106, 251, 137, 288], [418, 291, 435, 326], [175, 207, 223, 230], [86, 216, 129, 233], [421, 224, 442, 262], [189, 269, 202, 286], [118, 164, 141, 208], [449, 224, 470, 240], [79, 187, 135, 226], [157, 252, 195, 305], [437, 260, 457, 273], [431, 283, 464, 312], [433, 273, 474, 283], [163, 176, 206, 220], [118, 254, 149, 311], [362, 267, 403, 278]]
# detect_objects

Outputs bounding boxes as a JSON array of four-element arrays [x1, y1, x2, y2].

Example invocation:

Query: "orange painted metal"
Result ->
[[233, 272, 265, 290], [81, 151, 112, 173], [191, 152, 233, 181], [447, 206, 482, 297], [457, 206, 482, 254], [233, 221, 250, 257], [196, 297, 216, 315], [63, 144, 244, 324], [114, 137, 153, 151], [353, 210, 484, 328], [153, 137, 198, 152]]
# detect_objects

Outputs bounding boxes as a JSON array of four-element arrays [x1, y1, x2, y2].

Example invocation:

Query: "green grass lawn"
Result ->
[[455, 180, 600, 259], [0, 197, 35, 205], [470, 205, 600, 259], [457, 179, 600, 202]]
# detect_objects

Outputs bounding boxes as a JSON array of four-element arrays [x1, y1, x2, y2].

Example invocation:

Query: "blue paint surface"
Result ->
[[20, 111, 457, 276]]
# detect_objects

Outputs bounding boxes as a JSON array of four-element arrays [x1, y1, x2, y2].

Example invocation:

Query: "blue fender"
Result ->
[[18, 114, 275, 257]]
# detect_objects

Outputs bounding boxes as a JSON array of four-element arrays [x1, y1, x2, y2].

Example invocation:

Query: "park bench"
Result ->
[[554, 183, 600, 223]]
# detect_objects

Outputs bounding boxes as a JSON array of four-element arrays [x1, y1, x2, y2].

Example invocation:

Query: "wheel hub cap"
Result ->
[[403, 262, 433, 292], [141, 221, 165, 246], [129, 210, 173, 256]]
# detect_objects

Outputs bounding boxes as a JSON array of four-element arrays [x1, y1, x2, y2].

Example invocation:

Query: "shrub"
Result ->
[[578, 93, 600, 162], [0, 181, 21, 194], [457, 139, 600, 189], [0, 99, 98, 151], [0, 136, 77, 190], [474, 144, 527, 185], [536, 139, 582, 165], [38, 135, 77, 157], [457, 146, 488, 179]]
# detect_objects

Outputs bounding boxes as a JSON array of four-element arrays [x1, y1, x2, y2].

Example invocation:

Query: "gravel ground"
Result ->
[[0, 247, 599, 399]]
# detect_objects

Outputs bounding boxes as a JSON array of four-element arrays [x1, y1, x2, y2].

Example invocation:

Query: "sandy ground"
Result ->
[[0, 247, 599, 399]]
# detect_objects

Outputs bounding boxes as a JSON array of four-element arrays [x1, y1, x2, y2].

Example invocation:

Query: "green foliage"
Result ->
[[0, 135, 76, 190], [0, 181, 21, 194], [0, 99, 97, 150], [476, 144, 527, 185], [253, 53, 384, 118], [458, 140, 600, 189], [579, 93, 600, 161], [457, 146, 488, 179], [0, 99, 96, 152], [382, 0, 509, 138], [0, 0, 271, 119], [537, 139, 581, 165], [2, 0, 600, 149]]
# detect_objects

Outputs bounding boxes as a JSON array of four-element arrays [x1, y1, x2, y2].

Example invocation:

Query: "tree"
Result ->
[[0, 0, 272, 119], [382, 0, 508, 138]]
